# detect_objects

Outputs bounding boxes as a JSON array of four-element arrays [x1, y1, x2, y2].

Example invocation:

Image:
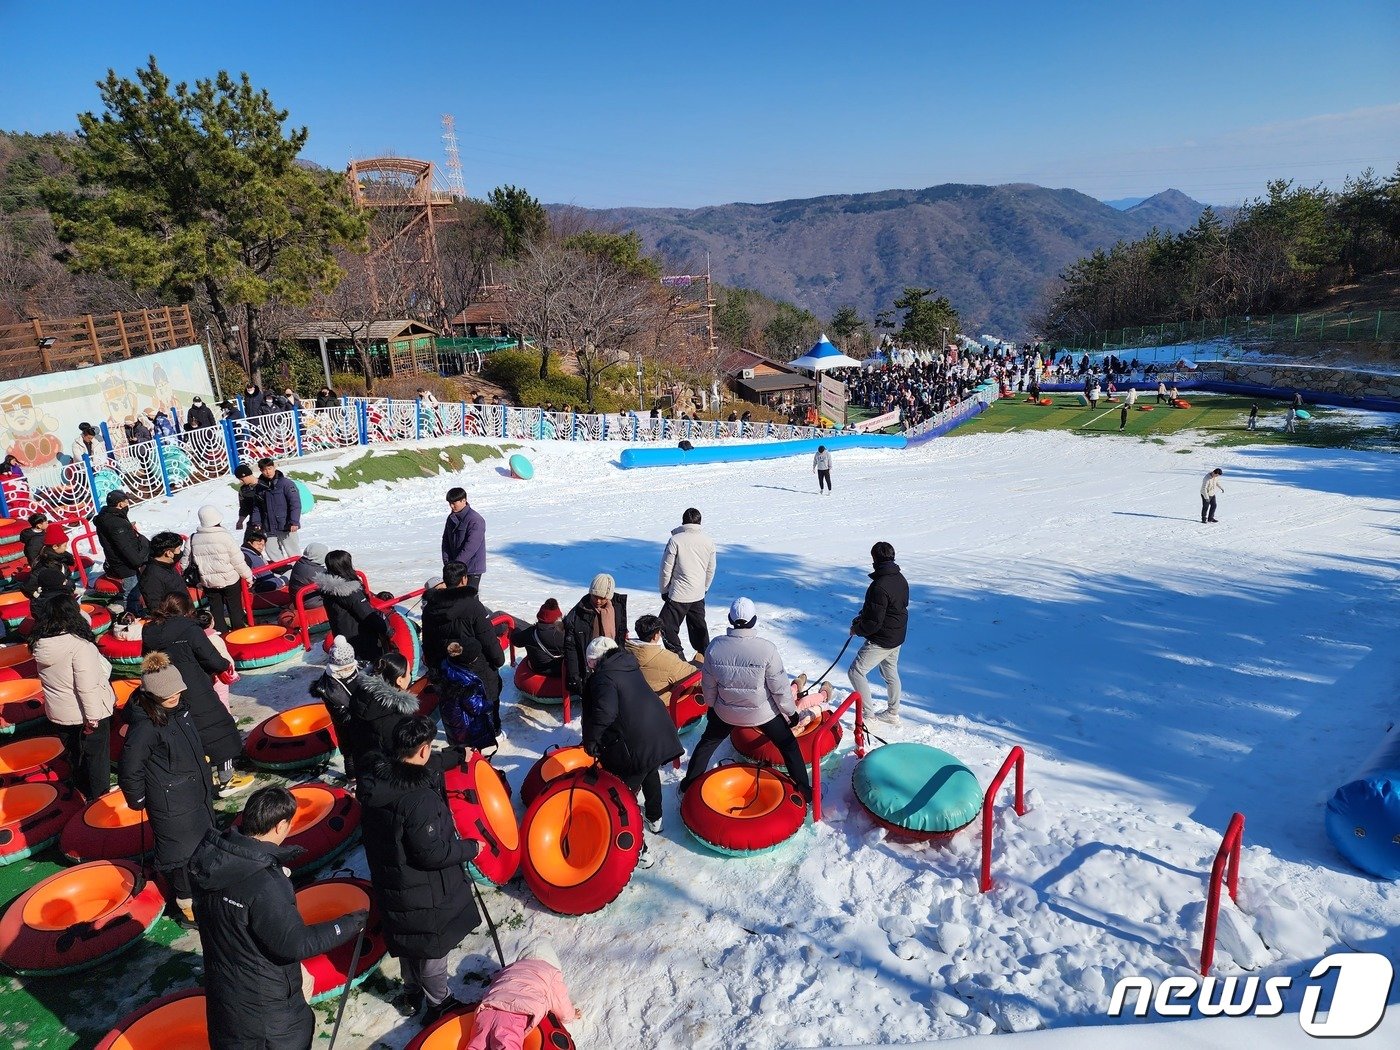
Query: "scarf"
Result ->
[[590, 598, 616, 642]]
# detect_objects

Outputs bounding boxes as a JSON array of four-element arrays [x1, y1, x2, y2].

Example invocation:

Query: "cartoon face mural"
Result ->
[[148, 364, 179, 417], [0, 388, 64, 467], [102, 372, 140, 432]]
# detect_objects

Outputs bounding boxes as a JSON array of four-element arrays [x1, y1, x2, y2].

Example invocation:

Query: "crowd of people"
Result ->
[[12, 456, 913, 1047]]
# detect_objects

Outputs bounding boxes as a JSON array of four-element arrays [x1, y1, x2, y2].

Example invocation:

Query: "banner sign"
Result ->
[[853, 408, 902, 432]]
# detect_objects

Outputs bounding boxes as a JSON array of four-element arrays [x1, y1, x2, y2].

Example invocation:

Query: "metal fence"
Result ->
[[1059, 310, 1399, 352]]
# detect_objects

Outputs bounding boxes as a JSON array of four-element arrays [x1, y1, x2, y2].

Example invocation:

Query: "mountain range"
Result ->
[[566, 184, 1214, 337]]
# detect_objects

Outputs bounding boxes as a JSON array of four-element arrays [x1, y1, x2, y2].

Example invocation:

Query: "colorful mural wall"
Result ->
[[0, 344, 215, 468]]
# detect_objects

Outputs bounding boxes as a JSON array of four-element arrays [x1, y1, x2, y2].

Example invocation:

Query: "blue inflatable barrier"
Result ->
[[618, 433, 905, 470], [1326, 722, 1400, 880]]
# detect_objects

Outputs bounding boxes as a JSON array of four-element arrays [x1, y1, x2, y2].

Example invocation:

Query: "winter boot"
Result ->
[[172, 898, 197, 930], [422, 994, 466, 1027]]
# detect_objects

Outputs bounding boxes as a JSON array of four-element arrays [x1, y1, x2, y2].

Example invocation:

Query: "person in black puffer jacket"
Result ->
[[314, 550, 388, 662], [139, 531, 190, 613], [118, 653, 216, 927], [343, 651, 420, 778], [94, 490, 151, 611], [141, 591, 245, 790], [509, 598, 566, 678], [581, 637, 682, 866], [847, 540, 910, 724], [562, 573, 628, 700], [190, 787, 365, 1050], [359, 716, 479, 1023], [420, 561, 503, 704], [286, 543, 327, 610]]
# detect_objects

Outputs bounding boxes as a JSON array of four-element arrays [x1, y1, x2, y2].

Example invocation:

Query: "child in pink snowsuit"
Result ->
[[196, 609, 238, 711], [467, 936, 580, 1050]]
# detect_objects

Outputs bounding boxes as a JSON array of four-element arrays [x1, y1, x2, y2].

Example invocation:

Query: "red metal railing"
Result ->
[[979, 745, 1028, 893], [239, 555, 300, 625], [1200, 812, 1245, 975], [489, 612, 517, 667], [811, 689, 866, 823]]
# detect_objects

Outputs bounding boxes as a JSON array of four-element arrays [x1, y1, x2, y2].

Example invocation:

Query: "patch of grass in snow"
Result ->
[[319, 443, 501, 491], [955, 394, 1397, 452]]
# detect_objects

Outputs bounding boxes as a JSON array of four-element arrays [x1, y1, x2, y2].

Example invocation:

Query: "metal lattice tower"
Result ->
[[441, 115, 466, 200]]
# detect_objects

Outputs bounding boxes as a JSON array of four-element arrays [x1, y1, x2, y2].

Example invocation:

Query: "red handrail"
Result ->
[[811, 689, 866, 823], [1200, 812, 1245, 975], [293, 584, 326, 651], [667, 669, 705, 769], [67, 523, 99, 587], [979, 746, 1028, 893], [239, 554, 300, 624], [489, 612, 517, 666]]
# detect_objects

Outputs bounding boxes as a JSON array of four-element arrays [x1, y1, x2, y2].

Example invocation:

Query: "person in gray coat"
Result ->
[[658, 507, 716, 658], [678, 597, 811, 803]]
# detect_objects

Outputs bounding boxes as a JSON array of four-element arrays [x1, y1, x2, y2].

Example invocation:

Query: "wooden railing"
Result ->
[[0, 306, 197, 380]]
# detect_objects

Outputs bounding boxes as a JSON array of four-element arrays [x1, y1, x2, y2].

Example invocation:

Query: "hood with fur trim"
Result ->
[[312, 571, 366, 598], [356, 673, 420, 717]]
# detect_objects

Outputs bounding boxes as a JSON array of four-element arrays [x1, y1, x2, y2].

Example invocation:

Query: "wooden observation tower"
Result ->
[[346, 157, 457, 317]]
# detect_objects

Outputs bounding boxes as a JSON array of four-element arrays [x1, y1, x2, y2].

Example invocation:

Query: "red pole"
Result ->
[[811, 690, 863, 823], [1200, 812, 1245, 975], [979, 746, 1028, 893]]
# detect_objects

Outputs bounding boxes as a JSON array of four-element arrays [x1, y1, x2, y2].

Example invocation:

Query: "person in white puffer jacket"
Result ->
[[657, 508, 716, 658], [189, 505, 253, 633]]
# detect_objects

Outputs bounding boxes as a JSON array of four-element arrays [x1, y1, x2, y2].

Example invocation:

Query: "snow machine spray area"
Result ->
[[1326, 720, 1400, 880]]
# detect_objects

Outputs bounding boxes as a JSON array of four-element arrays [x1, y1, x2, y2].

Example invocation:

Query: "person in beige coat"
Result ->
[[658, 508, 716, 658], [190, 505, 254, 633], [30, 593, 116, 799], [626, 614, 702, 704]]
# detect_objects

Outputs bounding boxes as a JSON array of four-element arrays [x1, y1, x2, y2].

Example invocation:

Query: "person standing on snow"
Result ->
[[658, 507, 716, 658], [1119, 401, 1129, 431], [252, 457, 301, 561], [1200, 468, 1224, 523], [848, 542, 909, 723], [190, 787, 365, 1050], [441, 487, 486, 592], [813, 445, 833, 493]]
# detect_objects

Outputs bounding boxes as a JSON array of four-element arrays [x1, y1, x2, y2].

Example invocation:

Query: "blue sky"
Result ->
[[1, 0, 1396, 208]]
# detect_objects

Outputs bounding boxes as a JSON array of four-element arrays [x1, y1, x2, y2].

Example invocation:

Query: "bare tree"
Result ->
[[505, 241, 589, 379]]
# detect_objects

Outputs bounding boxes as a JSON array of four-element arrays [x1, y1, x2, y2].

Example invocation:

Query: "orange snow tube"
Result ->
[[0, 591, 32, 628], [0, 858, 165, 976], [225, 624, 300, 670], [244, 703, 338, 772], [235, 783, 360, 876], [521, 767, 642, 915], [107, 679, 141, 763], [444, 751, 521, 885], [406, 1005, 576, 1050], [60, 788, 151, 863], [0, 782, 84, 865], [519, 744, 594, 807], [296, 877, 386, 1003], [0, 677, 46, 735], [94, 988, 207, 1049], [1173, 399, 1191, 409], [0, 735, 69, 786], [680, 764, 807, 856]]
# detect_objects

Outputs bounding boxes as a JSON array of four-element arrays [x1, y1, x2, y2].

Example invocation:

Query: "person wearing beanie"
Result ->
[[94, 489, 149, 613], [20, 512, 49, 571], [139, 531, 190, 613], [424, 577, 445, 591], [119, 651, 216, 927], [233, 463, 258, 530], [309, 635, 364, 780], [509, 598, 566, 679], [287, 541, 330, 612], [679, 597, 812, 805], [358, 715, 480, 1024], [657, 507, 716, 659], [849, 541, 909, 724], [582, 635, 683, 863], [562, 573, 629, 700], [441, 486, 487, 592], [466, 933, 582, 1050], [30, 593, 115, 800], [184, 395, 216, 431], [190, 786, 365, 1050], [190, 505, 254, 633]]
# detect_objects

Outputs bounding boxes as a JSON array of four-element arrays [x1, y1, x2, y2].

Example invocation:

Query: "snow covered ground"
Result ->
[[135, 428, 1400, 1048]]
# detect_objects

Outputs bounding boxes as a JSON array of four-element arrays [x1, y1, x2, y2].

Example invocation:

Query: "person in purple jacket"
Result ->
[[441, 486, 486, 591]]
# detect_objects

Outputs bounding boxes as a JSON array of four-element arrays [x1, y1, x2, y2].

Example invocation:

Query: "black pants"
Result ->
[[623, 766, 664, 823], [682, 710, 811, 800], [660, 597, 709, 657], [817, 469, 831, 492], [1202, 495, 1217, 522], [205, 583, 248, 633], [1120, 407, 1128, 430], [163, 862, 192, 900], [58, 718, 111, 800]]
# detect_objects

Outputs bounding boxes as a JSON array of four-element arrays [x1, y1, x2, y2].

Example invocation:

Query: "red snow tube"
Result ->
[[0, 782, 84, 865], [61, 788, 152, 863], [514, 657, 565, 705], [409, 676, 440, 719], [490, 611, 516, 662], [731, 711, 843, 767], [1173, 399, 1191, 409], [444, 752, 521, 885], [0, 643, 35, 675], [107, 680, 141, 763], [1138, 405, 1154, 412], [520, 745, 594, 808], [0, 678, 45, 736], [0, 591, 32, 628], [0, 519, 24, 542], [0, 542, 25, 567], [97, 631, 144, 676], [225, 624, 301, 670], [681, 764, 808, 857], [0, 735, 69, 786], [386, 610, 422, 677], [665, 671, 706, 731], [236, 783, 360, 876], [85, 575, 124, 604], [244, 704, 339, 772], [83, 603, 113, 637], [296, 877, 387, 1003], [0, 858, 165, 976], [521, 767, 642, 915], [1039, 397, 1053, 406], [407, 1006, 576, 1050], [94, 988, 207, 1048]]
